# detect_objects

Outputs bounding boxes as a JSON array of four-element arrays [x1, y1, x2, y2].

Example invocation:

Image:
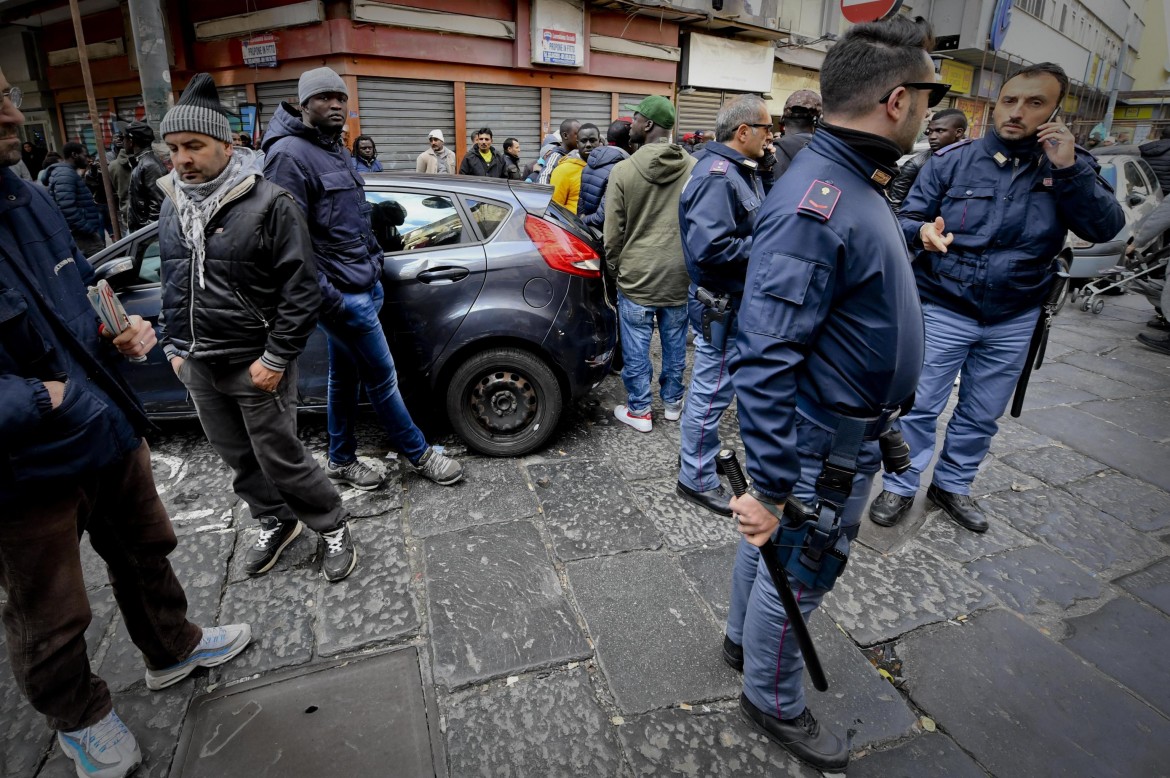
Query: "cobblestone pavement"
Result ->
[[3, 292, 1169, 777]]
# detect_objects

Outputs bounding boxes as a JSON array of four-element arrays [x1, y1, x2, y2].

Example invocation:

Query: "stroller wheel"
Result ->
[[1081, 297, 1092, 312], [1092, 299, 1105, 314]]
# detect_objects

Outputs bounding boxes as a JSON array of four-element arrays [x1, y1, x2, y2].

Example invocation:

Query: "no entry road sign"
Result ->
[[841, 0, 904, 24]]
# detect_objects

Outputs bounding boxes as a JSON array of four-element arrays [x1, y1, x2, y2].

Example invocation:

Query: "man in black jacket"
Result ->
[[158, 73, 357, 583], [124, 121, 167, 231], [886, 108, 967, 208], [459, 127, 507, 177], [771, 90, 821, 183], [1140, 128, 1170, 194]]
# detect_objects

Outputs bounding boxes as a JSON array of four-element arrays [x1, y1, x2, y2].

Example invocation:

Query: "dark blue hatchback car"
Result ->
[[91, 174, 616, 457]]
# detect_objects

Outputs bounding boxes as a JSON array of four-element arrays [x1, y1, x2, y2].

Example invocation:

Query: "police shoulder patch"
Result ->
[[709, 159, 730, 175], [933, 137, 975, 156], [797, 180, 841, 222]]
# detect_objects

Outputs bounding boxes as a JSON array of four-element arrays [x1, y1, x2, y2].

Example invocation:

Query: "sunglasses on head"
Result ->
[[879, 82, 952, 108]]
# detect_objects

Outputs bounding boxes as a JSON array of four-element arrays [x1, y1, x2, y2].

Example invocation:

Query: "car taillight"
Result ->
[[524, 214, 601, 278]]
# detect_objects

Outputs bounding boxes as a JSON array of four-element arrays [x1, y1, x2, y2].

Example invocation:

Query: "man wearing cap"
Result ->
[[124, 120, 167, 231], [604, 95, 695, 433], [676, 94, 769, 516], [262, 66, 464, 492], [772, 89, 821, 183], [0, 66, 251, 778], [416, 129, 456, 174], [157, 73, 358, 583]]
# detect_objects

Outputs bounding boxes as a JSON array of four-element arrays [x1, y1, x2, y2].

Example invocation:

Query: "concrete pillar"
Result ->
[[127, 0, 174, 129]]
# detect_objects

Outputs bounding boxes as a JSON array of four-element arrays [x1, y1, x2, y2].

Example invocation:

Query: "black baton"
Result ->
[[716, 449, 828, 692]]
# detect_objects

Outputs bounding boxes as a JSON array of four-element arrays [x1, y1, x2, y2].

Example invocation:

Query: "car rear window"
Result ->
[[465, 198, 511, 240], [367, 191, 466, 253]]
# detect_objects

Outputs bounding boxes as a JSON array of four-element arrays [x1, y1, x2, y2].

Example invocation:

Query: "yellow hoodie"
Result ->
[[550, 155, 587, 213]]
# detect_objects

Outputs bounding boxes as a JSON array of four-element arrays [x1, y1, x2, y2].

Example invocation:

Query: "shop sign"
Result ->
[[939, 60, 974, 96], [538, 29, 582, 66], [242, 34, 278, 68], [531, 0, 584, 67]]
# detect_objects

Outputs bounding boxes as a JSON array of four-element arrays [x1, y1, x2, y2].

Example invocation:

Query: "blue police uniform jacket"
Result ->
[[0, 168, 149, 498], [678, 142, 763, 331], [899, 131, 1124, 324], [731, 129, 924, 502]]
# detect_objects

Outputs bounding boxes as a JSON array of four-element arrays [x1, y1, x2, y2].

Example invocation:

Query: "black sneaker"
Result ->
[[244, 517, 303, 576], [926, 484, 988, 533], [722, 635, 743, 673], [739, 694, 848, 772], [320, 523, 357, 582], [868, 490, 914, 527]]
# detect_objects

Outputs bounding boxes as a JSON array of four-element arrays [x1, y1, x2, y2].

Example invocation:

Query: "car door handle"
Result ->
[[417, 267, 469, 284]]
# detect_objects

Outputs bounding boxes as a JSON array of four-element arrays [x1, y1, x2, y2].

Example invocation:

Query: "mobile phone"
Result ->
[[1045, 107, 1061, 145]]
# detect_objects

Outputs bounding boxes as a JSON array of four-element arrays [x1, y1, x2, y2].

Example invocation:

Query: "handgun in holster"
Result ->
[[695, 286, 732, 349]]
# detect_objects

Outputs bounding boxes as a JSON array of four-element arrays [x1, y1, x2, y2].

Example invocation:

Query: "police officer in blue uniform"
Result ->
[[869, 62, 1125, 532], [676, 94, 769, 517], [726, 17, 938, 771]]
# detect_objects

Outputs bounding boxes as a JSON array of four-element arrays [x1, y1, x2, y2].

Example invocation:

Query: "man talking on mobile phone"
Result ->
[[867, 62, 1125, 532]]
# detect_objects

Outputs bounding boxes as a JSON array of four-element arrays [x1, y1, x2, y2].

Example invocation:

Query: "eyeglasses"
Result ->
[[1, 86, 22, 109], [744, 123, 772, 130], [879, 82, 951, 108]]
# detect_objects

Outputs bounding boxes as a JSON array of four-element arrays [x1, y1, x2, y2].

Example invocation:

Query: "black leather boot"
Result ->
[[927, 484, 988, 533], [739, 694, 848, 771]]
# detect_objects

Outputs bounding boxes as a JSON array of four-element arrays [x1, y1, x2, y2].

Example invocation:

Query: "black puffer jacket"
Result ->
[[156, 162, 320, 370], [887, 149, 930, 208], [127, 151, 167, 231], [1140, 139, 1170, 194], [458, 147, 507, 178]]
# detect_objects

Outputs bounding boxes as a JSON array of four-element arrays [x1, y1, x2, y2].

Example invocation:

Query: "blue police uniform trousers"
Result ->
[[727, 442, 873, 720], [882, 303, 1039, 497], [679, 319, 738, 493]]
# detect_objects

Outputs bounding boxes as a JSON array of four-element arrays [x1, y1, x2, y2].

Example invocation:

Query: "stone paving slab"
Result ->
[[678, 542, 739, 625], [148, 430, 237, 526], [631, 478, 741, 551], [899, 608, 1170, 778], [315, 516, 417, 657], [999, 445, 1108, 486], [981, 488, 1160, 578], [913, 510, 1035, 564], [567, 551, 739, 714], [1059, 350, 1170, 392], [807, 615, 918, 750], [965, 544, 1106, 624], [227, 519, 319, 584], [616, 706, 819, 778], [968, 456, 1044, 497], [210, 572, 317, 685], [528, 461, 663, 561], [1018, 406, 1170, 492], [589, 425, 681, 482], [848, 733, 989, 778], [0, 651, 52, 778], [1019, 380, 1100, 410], [405, 457, 537, 537], [442, 666, 627, 777], [1077, 396, 1170, 443], [1062, 597, 1170, 716], [1033, 361, 1149, 400], [1115, 559, 1170, 616], [40, 686, 193, 778], [987, 418, 1054, 455], [424, 520, 590, 689], [1063, 471, 1170, 533], [822, 542, 995, 646], [312, 452, 405, 517]]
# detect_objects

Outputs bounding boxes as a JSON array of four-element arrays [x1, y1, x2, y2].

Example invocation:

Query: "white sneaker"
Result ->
[[58, 710, 141, 778], [144, 624, 252, 690], [664, 399, 684, 421], [614, 404, 652, 432]]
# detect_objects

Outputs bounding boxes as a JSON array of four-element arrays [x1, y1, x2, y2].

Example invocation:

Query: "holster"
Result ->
[[696, 286, 733, 349]]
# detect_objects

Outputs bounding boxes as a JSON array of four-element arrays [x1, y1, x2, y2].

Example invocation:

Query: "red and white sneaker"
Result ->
[[614, 404, 652, 433]]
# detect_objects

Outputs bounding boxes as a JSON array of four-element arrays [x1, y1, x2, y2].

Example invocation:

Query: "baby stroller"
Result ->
[[1072, 244, 1170, 315]]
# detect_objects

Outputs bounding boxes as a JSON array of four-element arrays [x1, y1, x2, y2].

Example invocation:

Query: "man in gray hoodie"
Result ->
[[604, 96, 696, 433]]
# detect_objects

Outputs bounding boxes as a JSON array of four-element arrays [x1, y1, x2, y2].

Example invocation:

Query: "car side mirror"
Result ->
[[95, 256, 134, 281], [1127, 193, 1146, 207]]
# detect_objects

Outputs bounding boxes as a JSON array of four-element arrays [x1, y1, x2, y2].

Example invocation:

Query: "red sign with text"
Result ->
[[840, 0, 904, 24]]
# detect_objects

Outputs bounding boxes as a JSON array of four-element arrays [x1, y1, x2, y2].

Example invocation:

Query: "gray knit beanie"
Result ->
[[298, 67, 348, 105], [160, 73, 233, 143]]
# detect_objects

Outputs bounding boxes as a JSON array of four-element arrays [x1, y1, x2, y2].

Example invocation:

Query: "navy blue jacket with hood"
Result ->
[[0, 168, 149, 498], [262, 102, 382, 318], [45, 161, 103, 236], [577, 145, 628, 229]]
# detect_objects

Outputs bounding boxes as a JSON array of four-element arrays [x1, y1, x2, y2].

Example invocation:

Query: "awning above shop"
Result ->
[[774, 46, 825, 71]]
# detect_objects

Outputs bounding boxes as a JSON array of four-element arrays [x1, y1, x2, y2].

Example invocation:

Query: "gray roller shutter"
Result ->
[[357, 77, 455, 170], [255, 80, 299, 139], [618, 92, 651, 119], [465, 84, 541, 162], [550, 89, 611, 135], [676, 89, 724, 136], [114, 94, 144, 123], [61, 101, 113, 153]]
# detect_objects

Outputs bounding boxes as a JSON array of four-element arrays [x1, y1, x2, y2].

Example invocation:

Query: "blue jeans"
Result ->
[[320, 282, 429, 466], [883, 303, 1039, 496], [679, 321, 737, 492], [618, 293, 688, 415]]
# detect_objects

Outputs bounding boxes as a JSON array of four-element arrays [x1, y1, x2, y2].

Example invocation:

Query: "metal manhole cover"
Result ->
[[170, 647, 442, 777]]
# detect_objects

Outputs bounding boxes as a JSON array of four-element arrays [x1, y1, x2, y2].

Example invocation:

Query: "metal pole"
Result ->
[[1102, 13, 1134, 139], [68, 0, 120, 242], [126, 0, 173, 130]]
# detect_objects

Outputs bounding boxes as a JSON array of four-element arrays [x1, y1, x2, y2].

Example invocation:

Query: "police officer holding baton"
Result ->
[[726, 16, 936, 770], [676, 94, 770, 516]]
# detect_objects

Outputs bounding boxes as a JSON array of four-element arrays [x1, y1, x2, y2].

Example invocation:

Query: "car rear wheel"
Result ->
[[446, 348, 563, 457]]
